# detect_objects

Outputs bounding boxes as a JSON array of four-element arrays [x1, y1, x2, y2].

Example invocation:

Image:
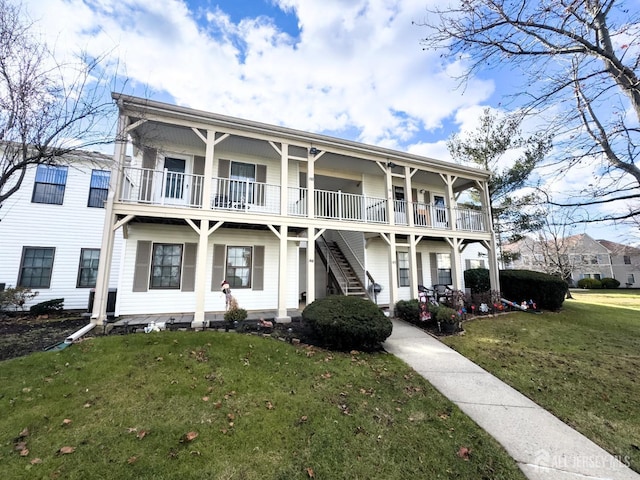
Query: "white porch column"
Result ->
[[92, 114, 127, 325], [280, 143, 288, 215], [192, 219, 209, 328], [409, 234, 420, 298], [485, 236, 501, 292], [447, 237, 464, 290], [404, 165, 414, 227], [307, 150, 315, 219], [306, 227, 316, 305], [277, 224, 291, 322], [387, 234, 398, 313]]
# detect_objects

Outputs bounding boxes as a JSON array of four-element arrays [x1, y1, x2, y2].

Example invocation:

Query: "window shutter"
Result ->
[[480, 260, 486, 268], [253, 245, 265, 290], [191, 156, 205, 206], [465, 259, 471, 270], [416, 252, 424, 286], [218, 159, 230, 178], [212, 244, 226, 291], [411, 188, 417, 202], [429, 252, 437, 286], [256, 164, 267, 205], [140, 148, 157, 202], [181, 243, 197, 292], [133, 241, 152, 292]]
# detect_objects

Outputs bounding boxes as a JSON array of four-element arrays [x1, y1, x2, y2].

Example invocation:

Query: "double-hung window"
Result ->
[[88, 170, 110, 207], [18, 247, 55, 288], [226, 246, 252, 288], [436, 253, 452, 285], [32, 165, 68, 205], [77, 249, 100, 287], [150, 244, 183, 289], [397, 252, 410, 287], [229, 162, 256, 204]]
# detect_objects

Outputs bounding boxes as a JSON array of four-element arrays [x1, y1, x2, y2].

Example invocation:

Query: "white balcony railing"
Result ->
[[118, 167, 487, 232]]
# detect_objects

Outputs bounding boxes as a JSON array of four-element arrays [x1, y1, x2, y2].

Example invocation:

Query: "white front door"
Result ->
[[162, 156, 192, 205]]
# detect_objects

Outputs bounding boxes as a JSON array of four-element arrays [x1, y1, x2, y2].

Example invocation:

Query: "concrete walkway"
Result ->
[[383, 319, 640, 480]]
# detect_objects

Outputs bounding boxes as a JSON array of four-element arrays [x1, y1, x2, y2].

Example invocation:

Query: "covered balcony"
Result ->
[[118, 166, 488, 232]]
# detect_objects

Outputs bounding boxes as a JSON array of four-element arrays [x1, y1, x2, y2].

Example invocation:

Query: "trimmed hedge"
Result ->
[[601, 277, 620, 289], [464, 268, 490, 294], [499, 270, 567, 311], [577, 278, 602, 289], [302, 296, 392, 351], [29, 298, 64, 315]]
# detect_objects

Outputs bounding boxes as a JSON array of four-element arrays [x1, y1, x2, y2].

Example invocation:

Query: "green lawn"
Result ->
[[0, 332, 525, 479], [443, 289, 640, 472]]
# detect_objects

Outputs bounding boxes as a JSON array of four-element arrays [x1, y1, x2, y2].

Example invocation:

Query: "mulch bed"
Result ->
[[0, 314, 89, 362]]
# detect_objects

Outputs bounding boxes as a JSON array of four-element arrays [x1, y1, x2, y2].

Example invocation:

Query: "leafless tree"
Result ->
[[418, 0, 640, 226], [0, 0, 116, 207]]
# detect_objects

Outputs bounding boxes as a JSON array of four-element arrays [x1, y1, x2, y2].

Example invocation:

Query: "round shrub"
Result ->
[[436, 306, 458, 324], [577, 278, 602, 289], [600, 277, 620, 289], [395, 299, 420, 324], [302, 296, 392, 351]]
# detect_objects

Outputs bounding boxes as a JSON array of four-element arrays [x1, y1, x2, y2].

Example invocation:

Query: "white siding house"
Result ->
[[91, 94, 499, 326], [0, 150, 122, 311]]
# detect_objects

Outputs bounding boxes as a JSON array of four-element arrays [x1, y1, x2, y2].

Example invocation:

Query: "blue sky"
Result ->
[[20, 0, 639, 244]]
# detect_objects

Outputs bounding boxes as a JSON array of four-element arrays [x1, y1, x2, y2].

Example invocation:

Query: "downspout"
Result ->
[[45, 323, 96, 352]]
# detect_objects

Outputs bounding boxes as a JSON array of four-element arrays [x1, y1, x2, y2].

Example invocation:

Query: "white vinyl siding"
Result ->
[[0, 159, 121, 309]]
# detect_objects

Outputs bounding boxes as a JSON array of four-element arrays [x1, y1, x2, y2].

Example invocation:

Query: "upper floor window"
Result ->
[[88, 170, 110, 208], [32, 165, 68, 205], [229, 162, 256, 204], [226, 246, 252, 288], [624, 255, 631, 265], [18, 247, 55, 288], [77, 248, 100, 287], [150, 244, 183, 289]]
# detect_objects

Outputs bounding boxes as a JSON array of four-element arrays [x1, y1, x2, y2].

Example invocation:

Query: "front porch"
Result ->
[[106, 308, 304, 333]]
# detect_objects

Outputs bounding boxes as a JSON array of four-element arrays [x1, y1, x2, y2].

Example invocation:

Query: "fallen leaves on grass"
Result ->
[[457, 446, 472, 460], [306, 467, 315, 478], [62, 418, 72, 426], [58, 446, 76, 455], [180, 431, 198, 443], [30, 458, 42, 465]]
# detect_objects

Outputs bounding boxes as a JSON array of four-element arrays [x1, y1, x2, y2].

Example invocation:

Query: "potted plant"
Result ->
[[223, 297, 247, 331], [436, 306, 460, 334]]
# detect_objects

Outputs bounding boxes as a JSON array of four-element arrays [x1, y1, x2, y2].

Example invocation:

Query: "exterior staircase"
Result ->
[[321, 240, 368, 298]]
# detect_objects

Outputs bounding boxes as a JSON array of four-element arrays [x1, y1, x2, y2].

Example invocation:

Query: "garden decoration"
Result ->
[[418, 290, 431, 322], [221, 280, 232, 311]]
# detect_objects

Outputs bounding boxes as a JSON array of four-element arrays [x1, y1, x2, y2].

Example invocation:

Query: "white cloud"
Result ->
[[21, 0, 493, 150]]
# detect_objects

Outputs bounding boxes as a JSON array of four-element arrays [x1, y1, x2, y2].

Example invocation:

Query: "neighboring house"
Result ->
[[503, 233, 640, 287], [0, 149, 122, 310], [90, 94, 499, 326], [596, 240, 640, 288]]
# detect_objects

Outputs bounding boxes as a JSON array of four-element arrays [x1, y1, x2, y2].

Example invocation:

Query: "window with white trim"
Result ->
[[436, 253, 452, 285], [229, 162, 256, 204], [226, 246, 252, 288], [32, 165, 68, 204], [18, 247, 55, 288], [397, 251, 409, 287], [150, 244, 183, 289], [77, 248, 100, 287], [88, 170, 110, 208]]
